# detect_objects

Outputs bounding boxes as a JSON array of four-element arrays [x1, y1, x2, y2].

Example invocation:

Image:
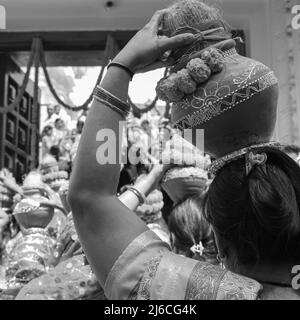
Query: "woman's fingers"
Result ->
[[147, 9, 168, 34], [136, 56, 174, 73], [136, 61, 168, 73], [159, 33, 195, 52]]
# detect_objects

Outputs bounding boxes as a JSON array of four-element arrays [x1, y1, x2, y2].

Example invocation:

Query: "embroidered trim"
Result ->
[[174, 72, 278, 130], [208, 142, 282, 175], [129, 251, 164, 300], [184, 262, 227, 300], [217, 271, 263, 300], [104, 230, 170, 299]]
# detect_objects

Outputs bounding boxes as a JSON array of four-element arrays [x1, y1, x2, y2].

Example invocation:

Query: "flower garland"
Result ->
[[156, 47, 224, 103]]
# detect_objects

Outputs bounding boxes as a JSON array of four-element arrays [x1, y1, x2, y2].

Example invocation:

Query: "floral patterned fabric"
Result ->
[[104, 230, 262, 300]]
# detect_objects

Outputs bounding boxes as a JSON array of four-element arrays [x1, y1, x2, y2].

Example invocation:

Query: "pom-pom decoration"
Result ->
[[156, 74, 184, 103], [156, 48, 224, 103], [175, 69, 197, 94], [187, 58, 211, 84], [200, 48, 224, 73]]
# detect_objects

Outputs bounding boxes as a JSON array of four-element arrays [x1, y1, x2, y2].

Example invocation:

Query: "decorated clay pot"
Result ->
[[170, 40, 278, 158], [14, 189, 55, 229], [158, 0, 278, 158]]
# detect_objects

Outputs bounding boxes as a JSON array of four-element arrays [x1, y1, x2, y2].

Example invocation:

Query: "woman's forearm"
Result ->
[[69, 67, 131, 199], [67, 10, 195, 286]]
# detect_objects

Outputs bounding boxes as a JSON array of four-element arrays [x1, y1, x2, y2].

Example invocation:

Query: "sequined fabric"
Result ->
[[4, 228, 56, 287], [16, 255, 105, 300], [53, 213, 82, 263]]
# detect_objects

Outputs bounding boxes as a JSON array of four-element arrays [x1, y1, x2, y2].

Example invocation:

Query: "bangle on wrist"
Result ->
[[107, 62, 134, 80], [124, 186, 146, 205], [93, 86, 130, 118]]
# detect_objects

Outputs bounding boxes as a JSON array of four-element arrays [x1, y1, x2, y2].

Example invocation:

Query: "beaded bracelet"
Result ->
[[93, 86, 130, 117]]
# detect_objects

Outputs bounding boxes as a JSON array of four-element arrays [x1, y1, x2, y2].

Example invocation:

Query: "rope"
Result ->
[[39, 35, 113, 112], [129, 96, 159, 114], [3, 38, 37, 113], [5, 34, 168, 115], [31, 37, 41, 169]]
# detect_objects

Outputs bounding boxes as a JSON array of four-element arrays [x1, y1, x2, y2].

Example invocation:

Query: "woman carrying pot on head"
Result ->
[[68, 1, 300, 300]]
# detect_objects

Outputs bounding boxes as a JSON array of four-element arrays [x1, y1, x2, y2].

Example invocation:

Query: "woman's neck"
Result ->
[[232, 262, 294, 287]]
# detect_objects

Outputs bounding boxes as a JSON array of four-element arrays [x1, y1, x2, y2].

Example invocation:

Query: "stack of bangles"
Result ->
[[93, 62, 134, 118], [120, 185, 146, 206]]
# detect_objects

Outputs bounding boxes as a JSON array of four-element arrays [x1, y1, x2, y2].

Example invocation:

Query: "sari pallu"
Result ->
[[104, 230, 262, 300]]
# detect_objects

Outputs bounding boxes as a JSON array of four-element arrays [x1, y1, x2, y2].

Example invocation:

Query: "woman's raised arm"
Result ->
[[68, 10, 195, 287]]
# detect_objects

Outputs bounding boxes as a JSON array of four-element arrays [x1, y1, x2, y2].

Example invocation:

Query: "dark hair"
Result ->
[[77, 120, 84, 134], [41, 125, 53, 139], [204, 148, 300, 267], [49, 145, 61, 161], [42, 125, 52, 132], [169, 194, 217, 262], [141, 120, 150, 126], [55, 118, 63, 124], [282, 145, 300, 155]]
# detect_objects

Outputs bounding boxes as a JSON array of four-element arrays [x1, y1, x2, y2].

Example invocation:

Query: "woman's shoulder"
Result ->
[[148, 250, 262, 300], [104, 230, 262, 300]]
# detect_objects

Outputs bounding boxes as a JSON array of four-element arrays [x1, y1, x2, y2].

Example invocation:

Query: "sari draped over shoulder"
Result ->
[[104, 230, 262, 300]]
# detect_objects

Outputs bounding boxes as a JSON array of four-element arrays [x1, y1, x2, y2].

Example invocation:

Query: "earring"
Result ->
[[217, 254, 226, 269]]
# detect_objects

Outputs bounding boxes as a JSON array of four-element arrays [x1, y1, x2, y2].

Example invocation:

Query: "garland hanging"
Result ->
[[4, 38, 38, 114], [4, 35, 170, 114], [128, 67, 169, 115], [4, 35, 115, 113], [39, 36, 113, 112]]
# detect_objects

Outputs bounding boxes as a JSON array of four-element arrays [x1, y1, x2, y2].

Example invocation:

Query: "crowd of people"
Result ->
[[41, 104, 85, 169], [0, 107, 218, 299], [1, 0, 300, 300]]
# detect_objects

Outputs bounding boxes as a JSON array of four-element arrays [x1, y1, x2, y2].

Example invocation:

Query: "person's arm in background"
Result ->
[[118, 163, 167, 211], [0, 208, 9, 244], [68, 10, 194, 287], [0, 170, 24, 196]]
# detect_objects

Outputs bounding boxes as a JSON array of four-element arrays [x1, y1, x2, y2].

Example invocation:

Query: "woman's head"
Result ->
[[169, 194, 212, 257], [42, 125, 53, 137], [55, 118, 65, 130], [204, 148, 300, 271], [47, 105, 54, 117]]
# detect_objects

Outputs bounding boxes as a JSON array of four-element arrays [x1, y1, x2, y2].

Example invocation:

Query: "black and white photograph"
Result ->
[[0, 0, 300, 305]]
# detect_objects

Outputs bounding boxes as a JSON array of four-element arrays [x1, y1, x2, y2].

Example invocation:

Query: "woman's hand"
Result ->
[[149, 162, 173, 189], [114, 10, 195, 73]]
